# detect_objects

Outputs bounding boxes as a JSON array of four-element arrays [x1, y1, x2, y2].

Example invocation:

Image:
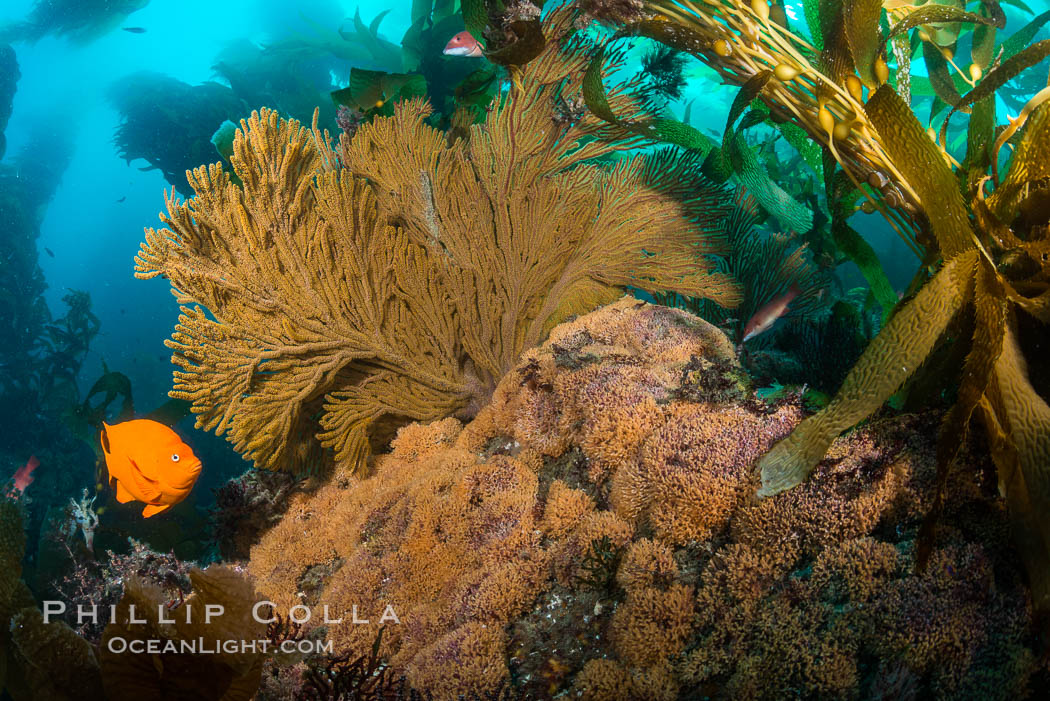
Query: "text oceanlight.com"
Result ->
[[107, 637, 337, 655], [41, 600, 401, 655]]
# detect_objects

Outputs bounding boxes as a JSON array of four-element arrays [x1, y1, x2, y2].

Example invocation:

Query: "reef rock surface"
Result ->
[[249, 297, 1040, 700]]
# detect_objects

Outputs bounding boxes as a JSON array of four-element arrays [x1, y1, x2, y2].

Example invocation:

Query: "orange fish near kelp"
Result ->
[[443, 30, 484, 58], [101, 419, 201, 518]]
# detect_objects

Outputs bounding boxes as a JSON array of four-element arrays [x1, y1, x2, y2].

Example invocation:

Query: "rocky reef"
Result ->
[[1, 493, 265, 701], [248, 298, 1042, 700]]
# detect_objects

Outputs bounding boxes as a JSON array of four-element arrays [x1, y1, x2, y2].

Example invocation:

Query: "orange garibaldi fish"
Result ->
[[101, 419, 202, 517]]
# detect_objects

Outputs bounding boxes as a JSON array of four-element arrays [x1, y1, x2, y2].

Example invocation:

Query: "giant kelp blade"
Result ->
[[970, 1, 1002, 69], [84, 366, 134, 421], [348, 67, 386, 107], [366, 8, 392, 37], [927, 0, 967, 48], [725, 71, 772, 137], [918, 260, 1007, 567], [713, 73, 811, 232], [961, 95, 995, 178], [924, 44, 965, 109], [350, 6, 393, 62], [582, 49, 619, 124], [484, 19, 546, 67], [890, 33, 913, 106], [387, 73, 428, 100], [410, 0, 434, 24], [581, 18, 746, 151], [778, 122, 822, 174], [864, 85, 973, 257], [830, 220, 897, 320], [843, 0, 883, 87], [823, 156, 894, 320], [651, 117, 717, 152], [330, 85, 355, 109], [455, 67, 499, 108], [701, 146, 732, 183], [942, 39, 1050, 143], [100, 607, 238, 700], [949, 39, 1050, 117], [816, 0, 853, 87], [803, 0, 823, 49], [757, 249, 977, 497], [333, 69, 427, 112], [180, 566, 266, 676], [461, 0, 487, 41], [144, 397, 193, 427], [726, 132, 813, 233], [883, 3, 1001, 50], [400, 15, 428, 70], [737, 107, 769, 131], [617, 19, 708, 54], [987, 314, 1050, 614], [211, 119, 238, 163], [1002, 10, 1050, 61], [402, 0, 460, 71], [100, 567, 264, 700], [990, 100, 1050, 226], [414, 0, 458, 25]]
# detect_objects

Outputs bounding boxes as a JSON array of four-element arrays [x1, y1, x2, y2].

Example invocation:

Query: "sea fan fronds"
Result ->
[[656, 189, 828, 342], [135, 9, 740, 476]]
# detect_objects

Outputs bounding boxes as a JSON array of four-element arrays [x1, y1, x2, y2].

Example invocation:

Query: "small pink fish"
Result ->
[[6, 455, 39, 498], [741, 285, 801, 343], [444, 30, 485, 58]]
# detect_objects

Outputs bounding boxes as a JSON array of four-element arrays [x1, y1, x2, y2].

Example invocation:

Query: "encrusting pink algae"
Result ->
[[249, 298, 1040, 700]]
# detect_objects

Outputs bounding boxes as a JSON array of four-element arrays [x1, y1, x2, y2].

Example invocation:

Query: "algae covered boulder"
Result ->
[[248, 298, 1040, 700]]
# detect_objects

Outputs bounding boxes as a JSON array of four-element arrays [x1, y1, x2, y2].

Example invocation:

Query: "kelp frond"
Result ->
[[756, 247, 978, 496]]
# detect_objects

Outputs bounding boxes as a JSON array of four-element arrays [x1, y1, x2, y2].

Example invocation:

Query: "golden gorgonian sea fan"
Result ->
[[135, 9, 740, 476]]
